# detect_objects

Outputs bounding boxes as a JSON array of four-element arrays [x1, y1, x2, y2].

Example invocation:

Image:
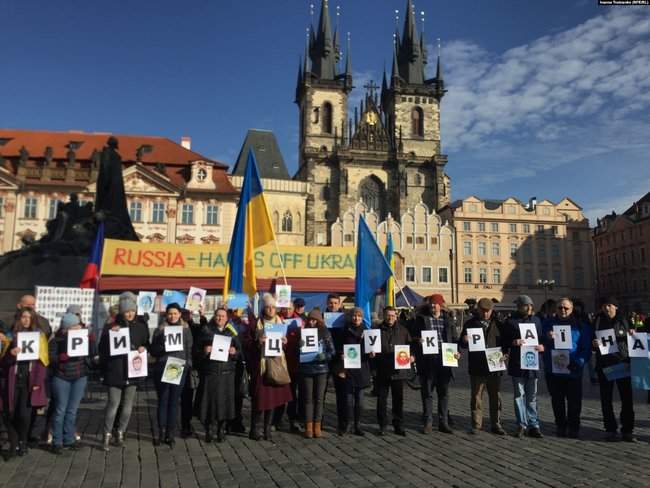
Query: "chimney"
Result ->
[[528, 196, 537, 210], [181, 136, 191, 150]]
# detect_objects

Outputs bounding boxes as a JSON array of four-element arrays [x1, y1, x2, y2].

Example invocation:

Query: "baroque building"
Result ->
[[294, 0, 450, 246]]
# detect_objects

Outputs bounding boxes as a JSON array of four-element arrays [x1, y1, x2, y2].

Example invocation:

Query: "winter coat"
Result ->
[[99, 314, 150, 387], [0, 334, 48, 413], [412, 308, 459, 377], [198, 323, 240, 376], [297, 326, 334, 376], [592, 313, 630, 370], [460, 316, 506, 377], [49, 328, 97, 381], [542, 316, 592, 379], [338, 322, 372, 389], [502, 313, 543, 378], [374, 321, 413, 381], [150, 320, 194, 375]]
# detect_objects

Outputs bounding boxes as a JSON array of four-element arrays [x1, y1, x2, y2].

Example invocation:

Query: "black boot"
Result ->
[[205, 424, 213, 443], [263, 411, 273, 441], [249, 412, 262, 441], [217, 421, 226, 443], [354, 422, 365, 436]]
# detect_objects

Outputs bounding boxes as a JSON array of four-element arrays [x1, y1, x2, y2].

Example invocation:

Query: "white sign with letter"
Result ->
[[16, 331, 40, 361], [210, 334, 232, 362], [67, 328, 89, 357], [301, 328, 319, 354], [265, 332, 283, 357], [467, 328, 486, 352], [628, 332, 649, 358], [421, 330, 439, 355], [164, 326, 184, 352], [518, 323, 539, 346], [109, 328, 130, 356], [553, 325, 572, 350], [596, 328, 619, 355], [363, 329, 381, 353]]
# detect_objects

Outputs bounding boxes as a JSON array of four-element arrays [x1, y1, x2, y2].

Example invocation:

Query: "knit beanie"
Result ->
[[119, 294, 138, 314]]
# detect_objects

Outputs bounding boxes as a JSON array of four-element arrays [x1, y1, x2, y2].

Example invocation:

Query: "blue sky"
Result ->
[[1, 0, 649, 223]]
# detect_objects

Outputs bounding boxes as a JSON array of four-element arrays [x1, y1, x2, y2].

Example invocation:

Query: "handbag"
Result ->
[[264, 356, 291, 386]]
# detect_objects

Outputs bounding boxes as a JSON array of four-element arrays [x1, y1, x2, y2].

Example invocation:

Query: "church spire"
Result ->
[[396, 0, 425, 85], [433, 41, 447, 101], [309, 0, 337, 80]]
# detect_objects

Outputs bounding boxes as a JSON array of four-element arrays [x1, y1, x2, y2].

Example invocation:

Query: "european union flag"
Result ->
[[355, 216, 393, 328]]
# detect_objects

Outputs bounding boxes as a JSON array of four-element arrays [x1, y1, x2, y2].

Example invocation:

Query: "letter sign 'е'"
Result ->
[[301, 328, 319, 354]]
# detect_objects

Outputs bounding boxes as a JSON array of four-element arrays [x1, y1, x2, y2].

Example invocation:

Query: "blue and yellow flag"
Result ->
[[384, 233, 395, 307], [223, 150, 276, 298]]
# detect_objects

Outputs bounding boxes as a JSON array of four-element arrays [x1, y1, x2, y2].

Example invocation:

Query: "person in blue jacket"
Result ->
[[541, 297, 592, 439]]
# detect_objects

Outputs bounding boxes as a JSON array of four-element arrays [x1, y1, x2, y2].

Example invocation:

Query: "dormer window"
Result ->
[[196, 168, 207, 182]]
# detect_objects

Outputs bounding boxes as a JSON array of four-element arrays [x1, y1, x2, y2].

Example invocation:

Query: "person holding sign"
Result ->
[[296, 310, 334, 439], [591, 297, 636, 442], [0, 308, 48, 457], [460, 298, 507, 436], [149, 303, 193, 447], [48, 313, 96, 454], [502, 295, 544, 439], [243, 294, 292, 441], [541, 298, 592, 439], [333, 307, 373, 436], [413, 294, 459, 435], [99, 293, 150, 451], [194, 307, 240, 443], [374, 307, 414, 436]]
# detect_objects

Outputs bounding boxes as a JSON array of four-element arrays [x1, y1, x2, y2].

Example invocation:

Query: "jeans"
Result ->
[[346, 387, 364, 425], [545, 373, 582, 432], [376, 377, 404, 428], [470, 375, 502, 429], [300, 374, 328, 423], [155, 374, 186, 437], [103, 385, 137, 434], [51, 376, 88, 447], [419, 371, 451, 426], [512, 376, 539, 429], [597, 370, 634, 434]]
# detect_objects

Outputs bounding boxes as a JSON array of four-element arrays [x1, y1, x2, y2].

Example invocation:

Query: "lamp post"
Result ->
[[537, 279, 555, 304]]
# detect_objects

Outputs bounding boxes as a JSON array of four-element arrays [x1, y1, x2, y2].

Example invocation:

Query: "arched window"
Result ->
[[272, 211, 279, 232], [414, 174, 422, 186], [411, 107, 424, 137], [322, 102, 333, 134], [282, 211, 293, 232], [358, 175, 386, 218], [295, 212, 302, 232]]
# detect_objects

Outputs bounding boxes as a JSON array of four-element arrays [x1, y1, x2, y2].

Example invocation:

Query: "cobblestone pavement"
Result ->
[[1, 366, 648, 488]]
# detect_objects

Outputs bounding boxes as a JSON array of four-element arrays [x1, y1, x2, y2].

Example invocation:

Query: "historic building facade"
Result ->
[[593, 192, 650, 313], [294, 0, 450, 246], [331, 200, 455, 301], [440, 196, 595, 308], [0, 129, 239, 252]]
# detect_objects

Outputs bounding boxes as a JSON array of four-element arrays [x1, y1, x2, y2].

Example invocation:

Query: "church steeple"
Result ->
[[309, 0, 337, 81], [396, 0, 426, 85]]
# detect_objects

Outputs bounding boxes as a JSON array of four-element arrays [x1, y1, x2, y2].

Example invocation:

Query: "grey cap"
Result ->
[[66, 304, 82, 316], [60, 313, 81, 330], [514, 295, 534, 306]]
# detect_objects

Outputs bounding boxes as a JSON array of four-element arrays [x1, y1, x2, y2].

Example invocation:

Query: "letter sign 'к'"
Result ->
[[363, 329, 381, 354], [109, 328, 131, 356], [467, 328, 486, 352], [265, 332, 283, 357], [421, 330, 439, 355], [301, 328, 319, 354], [553, 325, 572, 350], [16, 331, 41, 361], [67, 328, 89, 357], [628, 332, 649, 358], [165, 326, 184, 352]]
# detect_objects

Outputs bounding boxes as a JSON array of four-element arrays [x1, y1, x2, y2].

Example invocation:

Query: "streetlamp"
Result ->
[[537, 279, 555, 303]]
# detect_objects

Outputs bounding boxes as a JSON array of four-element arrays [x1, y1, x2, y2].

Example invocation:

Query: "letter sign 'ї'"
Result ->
[[553, 325, 572, 350]]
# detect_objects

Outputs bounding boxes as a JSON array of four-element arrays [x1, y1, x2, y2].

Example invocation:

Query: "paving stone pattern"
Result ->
[[1, 365, 648, 488]]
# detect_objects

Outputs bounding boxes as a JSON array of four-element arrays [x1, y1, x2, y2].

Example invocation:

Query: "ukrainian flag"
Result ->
[[223, 150, 276, 298], [385, 233, 395, 307]]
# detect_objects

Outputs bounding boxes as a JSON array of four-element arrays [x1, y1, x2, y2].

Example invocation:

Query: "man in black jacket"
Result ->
[[460, 298, 507, 435], [413, 294, 458, 434], [592, 296, 636, 442], [374, 306, 414, 436]]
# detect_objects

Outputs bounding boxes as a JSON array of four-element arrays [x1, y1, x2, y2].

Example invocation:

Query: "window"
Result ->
[[411, 107, 424, 136], [152, 202, 166, 223], [422, 267, 432, 283], [572, 230, 580, 240], [509, 223, 517, 233], [405, 266, 416, 283], [344, 233, 353, 243], [491, 242, 500, 257], [463, 241, 472, 256], [196, 168, 207, 182], [524, 269, 533, 285], [406, 236, 413, 244], [537, 225, 544, 232], [48, 199, 59, 220], [478, 242, 487, 256], [523, 243, 532, 259], [575, 270, 584, 288], [438, 267, 449, 284], [552, 225, 559, 236], [478, 222, 486, 232], [479, 267, 488, 284], [523, 223, 530, 234], [464, 267, 473, 283], [24, 197, 37, 219], [553, 269, 562, 286], [206, 204, 219, 225], [416, 236, 425, 245], [551, 242, 560, 258], [129, 202, 142, 222], [492, 268, 501, 284], [322, 102, 333, 134], [463, 221, 471, 232], [414, 174, 422, 186], [281, 211, 293, 232], [510, 243, 517, 257], [491, 222, 499, 232], [181, 204, 194, 225], [543, 207, 551, 215], [538, 243, 546, 259]]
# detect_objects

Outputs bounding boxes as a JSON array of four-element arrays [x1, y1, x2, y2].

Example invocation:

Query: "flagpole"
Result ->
[[390, 269, 413, 309], [271, 238, 289, 286]]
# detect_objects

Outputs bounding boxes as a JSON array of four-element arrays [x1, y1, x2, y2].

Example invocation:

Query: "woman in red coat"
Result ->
[[0, 308, 48, 457], [243, 294, 292, 441]]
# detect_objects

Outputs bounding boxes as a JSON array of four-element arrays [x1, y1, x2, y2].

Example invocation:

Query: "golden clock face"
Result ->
[[365, 111, 378, 125]]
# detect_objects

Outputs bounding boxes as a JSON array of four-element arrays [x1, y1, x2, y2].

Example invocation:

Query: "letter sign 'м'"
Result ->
[[67, 328, 89, 357], [467, 328, 486, 352], [165, 326, 184, 352], [109, 328, 131, 356], [16, 331, 41, 361]]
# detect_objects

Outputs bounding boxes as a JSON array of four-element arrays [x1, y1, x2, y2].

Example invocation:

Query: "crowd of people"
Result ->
[[0, 290, 646, 458]]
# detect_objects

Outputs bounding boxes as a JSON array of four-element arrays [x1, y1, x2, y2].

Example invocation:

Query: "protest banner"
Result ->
[[185, 287, 207, 312], [161, 357, 186, 385], [441, 343, 458, 367], [137, 291, 156, 315], [520, 346, 539, 371], [485, 347, 506, 372], [394, 345, 411, 369], [275, 285, 292, 308], [265, 332, 283, 357]]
